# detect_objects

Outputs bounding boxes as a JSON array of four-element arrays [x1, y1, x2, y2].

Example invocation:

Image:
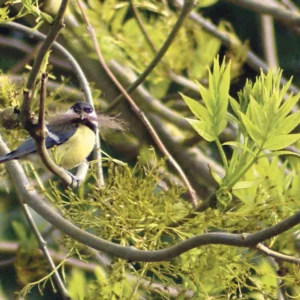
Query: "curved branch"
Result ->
[[257, 243, 300, 264], [75, 0, 198, 207], [105, 0, 196, 112], [0, 241, 195, 298], [0, 21, 104, 186], [172, 0, 300, 95], [21, 0, 69, 128], [36, 73, 73, 186], [0, 133, 299, 263], [21, 204, 70, 299], [222, 0, 300, 26]]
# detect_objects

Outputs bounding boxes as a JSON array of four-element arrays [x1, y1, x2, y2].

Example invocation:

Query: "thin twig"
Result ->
[[21, 204, 71, 299], [222, 0, 300, 26], [18, 0, 76, 187], [130, 0, 164, 59], [0, 21, 104, 188], [1, 132, 300, 262], [0, 241, 195, 298], [281, 0, 298, 11], [130, 0, 199, 93], [21, 0, 69, 129], [256, 243, 300, 264], [37, 73, 47, 131], [9, 43, 41, 74], [75, 0, 198, 207], [0, 21, 104, 186], [260, 15, 278, 68], [172, 0, 300, 95], [34, 73, 73, 186], [0, 257, 15, 268], [105, 0, 196, 112]]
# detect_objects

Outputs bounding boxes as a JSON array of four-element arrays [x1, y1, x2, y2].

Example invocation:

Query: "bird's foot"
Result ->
[[65, 171, 82, 189]]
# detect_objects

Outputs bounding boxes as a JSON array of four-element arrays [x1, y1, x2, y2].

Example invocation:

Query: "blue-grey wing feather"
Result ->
[[0, 124, 77, 162]]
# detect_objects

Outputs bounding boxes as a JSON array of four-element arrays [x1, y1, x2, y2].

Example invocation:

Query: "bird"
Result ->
[[0, 101, 124, 170]]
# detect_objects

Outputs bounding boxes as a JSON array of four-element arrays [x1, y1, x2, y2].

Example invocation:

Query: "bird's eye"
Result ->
[[83, 107, 93, 114], [73, 107, 81, 113]]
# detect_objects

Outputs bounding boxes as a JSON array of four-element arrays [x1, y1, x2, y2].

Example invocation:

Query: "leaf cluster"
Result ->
[[182, 59, 300, 208]]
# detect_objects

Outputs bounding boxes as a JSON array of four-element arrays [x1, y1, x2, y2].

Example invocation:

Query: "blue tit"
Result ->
[[0, 102, 98, 169]]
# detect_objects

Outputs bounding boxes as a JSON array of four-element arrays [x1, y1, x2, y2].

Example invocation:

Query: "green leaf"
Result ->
[[40, 11, 53, 24], [198, 83, 214, 115], [247, 96, 266, 133], [240, 113, 263, 144], [232, 178, 266, 191], [259, 150, 300, 158], [217, 59, 231, 119], [189, 29, 221, 79], [183, 58, 231, 141], [276, 111, 300, 135], [197, 0, 218, 8], [208, 165, 223, 185], [229, 96, 241, 117], [181, 93, 211, 122], [68, 269, 87, 300], [263, 134, 300, 150], [222, 141, 256, 157], [186, 118, 217, 142], [277, 93, 300, 118]]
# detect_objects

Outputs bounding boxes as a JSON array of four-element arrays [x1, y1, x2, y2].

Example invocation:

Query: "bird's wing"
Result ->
[[0, 124, 77, 162]]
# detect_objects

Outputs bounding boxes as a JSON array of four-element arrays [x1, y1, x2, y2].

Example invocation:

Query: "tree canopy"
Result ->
[[0, 0, 300, 299]]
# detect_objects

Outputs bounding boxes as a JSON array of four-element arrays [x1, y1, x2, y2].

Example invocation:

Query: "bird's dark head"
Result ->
[[65, 102, 98, 131], [49, 102, 126, 132], [70, 102, 95, 118]]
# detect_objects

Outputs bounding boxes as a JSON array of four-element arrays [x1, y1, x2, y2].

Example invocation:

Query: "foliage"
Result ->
[[0, 0, 300, 299], [182, 61, 300, 208]]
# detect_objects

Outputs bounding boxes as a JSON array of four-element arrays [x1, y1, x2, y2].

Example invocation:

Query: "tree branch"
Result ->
[[35, 73, 74, 186], [172, 0, 300, 95], [0, 22, 104, 186], [21, 0, 69, 130], [0, 132, 299, 263], [105, 0, 196, 112], [0, 241, 195, 298], [260, 15, 278, 68], [256, 243, 300, 264], [222, 0, 300, 26], [21, 204, 70, 299], [75, 0, 198, 207]]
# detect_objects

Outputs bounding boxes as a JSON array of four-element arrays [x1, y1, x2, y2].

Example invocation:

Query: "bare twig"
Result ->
[[0, 241, 195, 298], [21, 204, 71, 300], [281, 0, 298, 11], [105, 0, 196, 112], [257, 243, 300, 264], [130, 0, 199, 93], [21, 0, 69, 129], [0, 257, 15, 268], [37, 73, 47, 132], [222, 0, 300, 26], [260, 15, 278, 68], [0, 22, 104, 187], [75, 0, 198, 207], [172, 0, 300, 95], [1, 132, 300, 262], [16, 0, 77, 188], [9, 43, 41, 74], [35, 73, 74, 186], [0, 36, 71, 71]]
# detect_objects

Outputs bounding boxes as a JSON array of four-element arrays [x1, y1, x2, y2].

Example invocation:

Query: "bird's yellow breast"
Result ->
[[51, 125, 96, 169]]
